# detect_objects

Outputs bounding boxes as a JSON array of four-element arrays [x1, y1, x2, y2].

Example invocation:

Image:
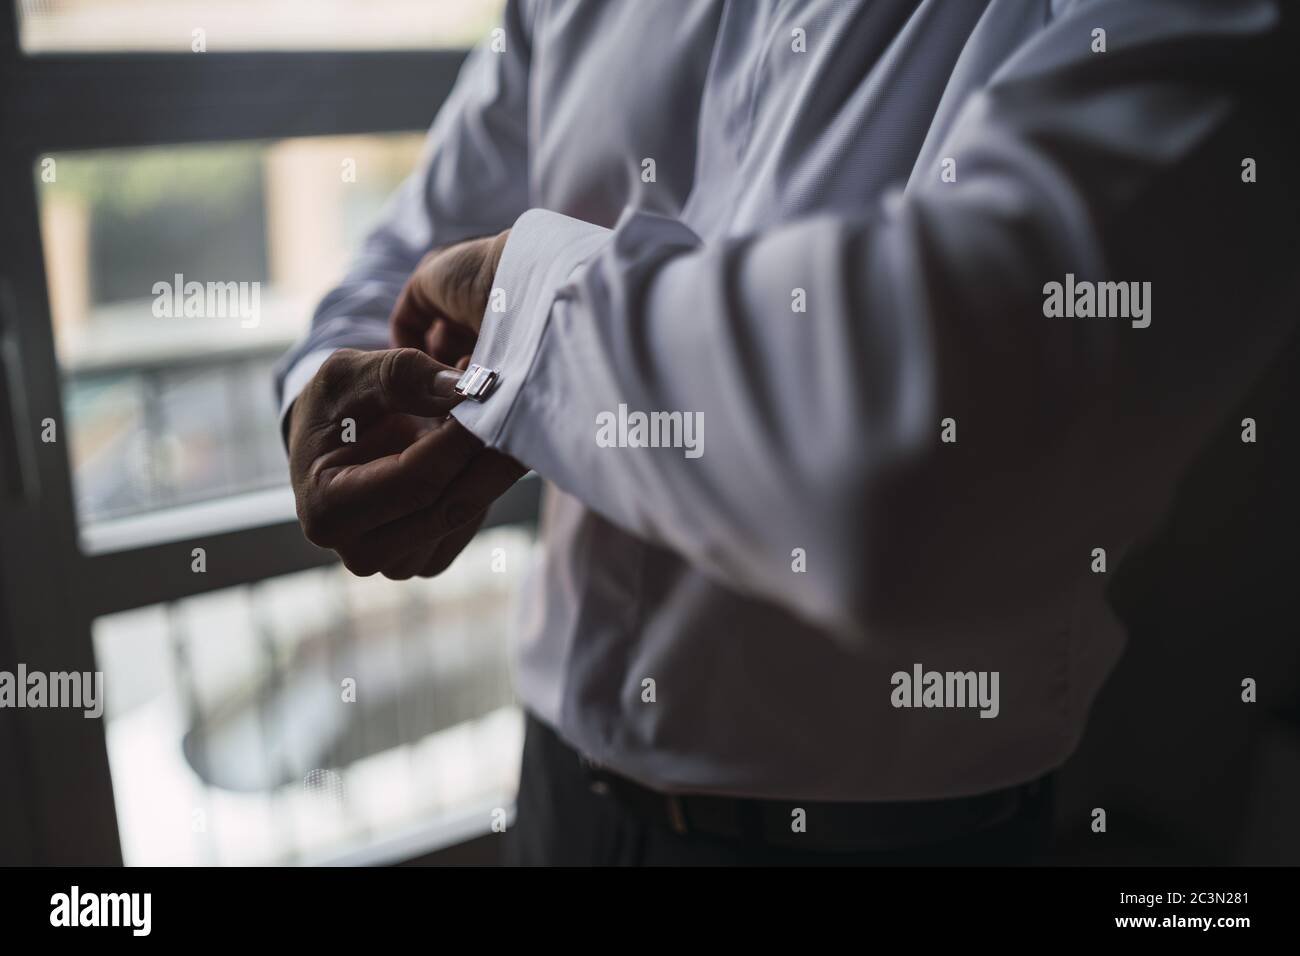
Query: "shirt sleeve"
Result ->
[[272, 0, 537, 427], [452, 0, 1298, 645]]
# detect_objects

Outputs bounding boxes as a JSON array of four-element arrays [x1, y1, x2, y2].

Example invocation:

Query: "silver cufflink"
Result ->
[[454, 364, 499, 400]]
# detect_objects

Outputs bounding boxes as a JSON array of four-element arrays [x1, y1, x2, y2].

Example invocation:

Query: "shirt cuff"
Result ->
[[452, 208, 611, 447]]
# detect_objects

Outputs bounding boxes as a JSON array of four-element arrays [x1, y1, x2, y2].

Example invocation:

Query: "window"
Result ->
[[41, 136, 424, 525], [0, 0, 532, 865], [97, 529, 529, 866], [16, 0, 505, 53]]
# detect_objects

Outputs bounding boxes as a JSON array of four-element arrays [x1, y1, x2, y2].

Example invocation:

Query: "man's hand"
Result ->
[[287, 347, 526, 579], [389, 230, 511, 363]]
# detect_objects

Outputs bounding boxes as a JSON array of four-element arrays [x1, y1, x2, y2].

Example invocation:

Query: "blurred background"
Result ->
[[17, 0, 500, 51], [2, 0, 539, 866], [46, 137, 425, 523]]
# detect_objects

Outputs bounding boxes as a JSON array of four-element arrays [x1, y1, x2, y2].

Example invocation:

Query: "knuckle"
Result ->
[[378, 347, 424, 398], [339, 550, 380, 578], [296, 491, 338, 548], [315, 349, 362, 403], [422, 549, 457, 578], [298, 510, 331, 548], [319, 348, 359, 382]]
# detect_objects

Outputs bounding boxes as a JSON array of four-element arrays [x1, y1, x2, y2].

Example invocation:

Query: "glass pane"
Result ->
[[38, 134, 424, 525], [16, 0, 505, 53], [93, 526, 532, 865]]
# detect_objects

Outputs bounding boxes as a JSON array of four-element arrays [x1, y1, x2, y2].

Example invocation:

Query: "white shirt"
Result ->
[[277, 0, 1298, 800]]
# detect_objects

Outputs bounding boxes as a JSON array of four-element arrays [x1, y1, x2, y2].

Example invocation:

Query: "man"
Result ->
[[276, 0, 1298, 864]]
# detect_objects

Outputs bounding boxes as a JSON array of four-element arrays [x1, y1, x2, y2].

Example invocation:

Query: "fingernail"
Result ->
[[431, 369, 461, 397]]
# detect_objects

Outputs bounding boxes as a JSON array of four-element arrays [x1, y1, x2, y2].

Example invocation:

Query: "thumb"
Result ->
[[354, 347, 465, 420]]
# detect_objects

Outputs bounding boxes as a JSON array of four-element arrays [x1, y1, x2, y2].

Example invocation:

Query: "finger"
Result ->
[[321, 347, 465, 423], [365, 541, 436, 581], [377, 549, 431, 581], [403, 241, 492, 333], [439, 449, 530, 517], [347, 498, 485, 581], [369, 510, 486, 581], [415, 510, 488, 577], [389, 240, 480, 349], [300, 418, 484, 546], [343, 449, 524, 569], [426, 318, 478, 367], [390, 272, 442, 351], [370, 347, 465, 417], [316, 413, 425, 468]]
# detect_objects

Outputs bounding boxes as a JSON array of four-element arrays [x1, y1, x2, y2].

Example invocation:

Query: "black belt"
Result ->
[[575, 749, 1051, 854]]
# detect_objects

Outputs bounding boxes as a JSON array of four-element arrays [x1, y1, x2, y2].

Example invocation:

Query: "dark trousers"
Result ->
[[505, 711, 1055, 866]]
